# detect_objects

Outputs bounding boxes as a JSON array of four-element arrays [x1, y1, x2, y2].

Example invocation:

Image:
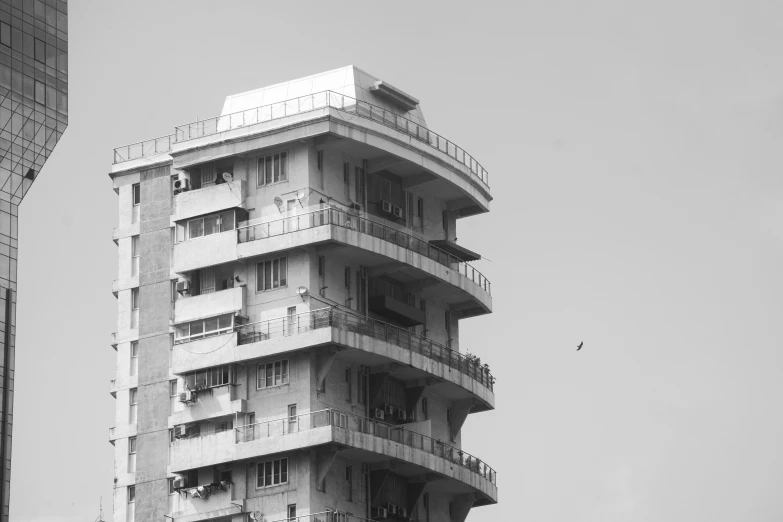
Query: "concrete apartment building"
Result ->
[[0, 1, 68, 520], [109, 66, 495, 522]]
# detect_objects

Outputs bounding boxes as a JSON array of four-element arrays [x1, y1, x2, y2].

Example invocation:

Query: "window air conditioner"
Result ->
[[371, 506, 388, 519], [350, 202, 362, 211], [173, 477, 187, 489], [381, 200, 392, 213], [395, 409, 407, 422], [373, 408, 385, 421], [386, 504, 398, 515], [392, 205, 403, 219], [173, 177, 190, 193], [384, 404, 394, 415], [176, 280, 190, 294], [178, 391, 193, 404], [174, 425, 188, 438]]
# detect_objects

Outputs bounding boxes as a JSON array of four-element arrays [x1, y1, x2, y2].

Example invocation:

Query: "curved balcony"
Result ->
[[237, 206, 491, 313], [172, 308, 494, 409], [171, 409, 497, 504]]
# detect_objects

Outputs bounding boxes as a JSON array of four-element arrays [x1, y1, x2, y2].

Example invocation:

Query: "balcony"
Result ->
[[171, 384, 247, 425], [170, 480, 244, 522], [173, 230, 238, 274], [173, 179, 246, 223], [368, 278, 425, 327], [171, 409, 496, 504], [174, 286, 245, 324], [237, 206, 491, 311]]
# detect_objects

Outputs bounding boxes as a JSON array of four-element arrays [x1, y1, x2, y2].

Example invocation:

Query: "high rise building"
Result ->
[[0, 1, 67, 520], [109, 66, 494, 522]]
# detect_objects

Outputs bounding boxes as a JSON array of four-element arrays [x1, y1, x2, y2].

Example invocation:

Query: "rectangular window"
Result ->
[[417, 197, 424, 218], [185, 210, 235, 240], [345, 465, 352, 501], [445, 311, 451, 339], [358, 366, 367, 405], [129, 341, 138, 377], [344, 267, 351, 289], [128, 436, 136, 455], [345, 367, 352, 402], [0, 22, 9, 48], [131, 236, 139, 276], [183, 365, 234, 390], [288, 404, 297, 432], [127, 485, 135, 503], [133, 183, 141, 205], [343, 163, 350, 196], [34, 38, 45, 63], [170, 380, 178, 397], [130, 388, 138, 405], [256, 256, 287, 292], [355, 166, 365, 203], [174, 314, 234, 344], [257, 151, 288, 186], [421, 397, 428, 420], [34, 80, 45, 105], [287, 505, 296, 521], [256, 457, 288, 488], [256, 359, 289, 389], [318, 255, 325, 277], [168, 478, 176, 495], [316, 150, 323, 171]]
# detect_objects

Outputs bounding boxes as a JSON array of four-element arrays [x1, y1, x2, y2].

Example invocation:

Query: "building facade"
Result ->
[[0, 1, 67, 520], [109, 66, 494, 522]]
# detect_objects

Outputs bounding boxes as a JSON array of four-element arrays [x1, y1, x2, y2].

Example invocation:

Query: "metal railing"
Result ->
[[235, 409, 497, 485], [113, 90, 489, 187], [269, 512, 374, 522], [234, 308, 494, 391], [236, 206, 491, 295], [113, 134, 174, 164]]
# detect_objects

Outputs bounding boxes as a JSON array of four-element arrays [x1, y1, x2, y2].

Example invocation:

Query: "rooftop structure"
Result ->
[[109, 65, 494, 522]]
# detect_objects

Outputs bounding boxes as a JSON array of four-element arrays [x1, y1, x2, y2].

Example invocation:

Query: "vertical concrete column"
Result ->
[[134, 166, 173, 520]]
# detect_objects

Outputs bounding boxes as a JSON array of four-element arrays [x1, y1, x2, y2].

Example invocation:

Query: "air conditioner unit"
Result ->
[[371, 506, 388, 519], [384, 404, 394, 415], [386, 504, 398, 515], [174, 425, 188, 439], [178, 391, 193, 404], [392, 205, 403, 219], [350, 202, 362, 211], [176, 280, 190, 294], [373, 408, 385, 420], [396, 409, 407, 422], [173, 177, 190, 192], [398, 507, 407, 518], [172, 477, 187, 489], [381, 200, 392, 213]]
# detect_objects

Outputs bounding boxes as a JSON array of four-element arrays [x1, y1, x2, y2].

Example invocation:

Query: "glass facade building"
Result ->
[[0, 0, 67, 520]]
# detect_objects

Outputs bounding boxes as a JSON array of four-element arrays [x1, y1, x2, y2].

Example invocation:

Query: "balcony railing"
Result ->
[[237, 206, 491, 296], [235, 409, 497, 485], [113, 134, 174, 164], [235, 308, 494, 391], [113, 91, 490, 189]]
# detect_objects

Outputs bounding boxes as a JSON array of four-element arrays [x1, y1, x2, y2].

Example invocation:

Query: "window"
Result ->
[[345, 367, 352, 402], [169, 428, 174, 445], [131, 288, 139, 310], [256, 457, 288, 488], [344, 267, 351, 289], [445, 311, 451, 339], [355, 166, 365, 202], [174, 314, 234, 344], [345, 465, 353, 501], [257, 151, 288, 186], [168, 478, 176, 495], [417, 197, 424, 218], [358, 366, 367, 405], [421, 397, 428, 420], [318, 255, 325, 277], [288, 404, 297, 432], [185, 210, 235, 240], [328, 510, 347, 522], [34, 80, 45, 105], [183, 365, 234, 390], [257, 359, 289, 389], [129, 341, 138, 376], [0, 22, 9, 48], [131, 235, 139, 276], [130, 388, 138, 406], [423, 493, 430, 522], [133, 183, 141, 206], [128, 436, 136, 455], [170, 380, 178, 398], [34, 38, 45, 63], [127, 485, 135, 503], [256, 256, 287, 292], [287, 504, 296, 521], [343, 163, 350, 196], [316, 150, 323, 171], [220, 470, 232, 483]]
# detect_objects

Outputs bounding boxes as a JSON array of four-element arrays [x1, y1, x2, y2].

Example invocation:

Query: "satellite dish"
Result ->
[[222, 172, 233, 183], [250, 511, 262, 521], [297, 191, 305, 200], [297, 286, 309, 295], [273, 196, 284, 208]]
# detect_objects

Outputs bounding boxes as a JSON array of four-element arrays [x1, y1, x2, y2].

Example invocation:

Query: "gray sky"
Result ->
[[10, 1, 783, 521]]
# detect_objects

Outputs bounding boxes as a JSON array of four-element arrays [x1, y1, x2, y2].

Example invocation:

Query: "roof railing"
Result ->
[[113, 90, 489, 188]]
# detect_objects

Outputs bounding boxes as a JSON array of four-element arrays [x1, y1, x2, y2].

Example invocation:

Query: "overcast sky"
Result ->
[[9, 1, 783, 521]]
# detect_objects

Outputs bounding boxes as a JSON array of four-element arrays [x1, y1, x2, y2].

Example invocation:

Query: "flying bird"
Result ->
[[576, 342, 583, 351]]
